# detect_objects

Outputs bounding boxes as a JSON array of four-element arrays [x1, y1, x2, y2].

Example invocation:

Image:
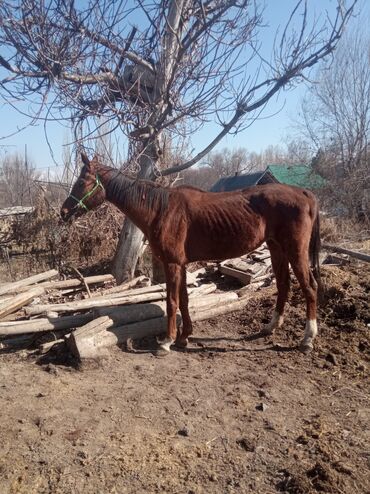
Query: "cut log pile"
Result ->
[[1, 241, 363, 360], [0, 266, 253, 360]]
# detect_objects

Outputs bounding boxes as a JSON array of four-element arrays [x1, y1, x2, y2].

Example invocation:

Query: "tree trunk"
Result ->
[[111, 219, 146, 283], [111, 0, 188, 284], [111, 142, 157, 283]]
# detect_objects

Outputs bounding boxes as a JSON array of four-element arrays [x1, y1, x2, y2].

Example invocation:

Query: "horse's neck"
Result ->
[[98, 165, 166, 232]]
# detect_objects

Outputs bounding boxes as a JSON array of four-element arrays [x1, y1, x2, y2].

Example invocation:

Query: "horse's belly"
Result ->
[[185, 233, 263, 262]]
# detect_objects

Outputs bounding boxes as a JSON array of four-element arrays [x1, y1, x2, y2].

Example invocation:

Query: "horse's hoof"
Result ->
[[153, 347, 171, 358], [175, 338, 189, 348], [299, 341, 313, 354]]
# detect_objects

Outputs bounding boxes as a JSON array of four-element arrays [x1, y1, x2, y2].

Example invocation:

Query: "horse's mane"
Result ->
[[105, 170, 170, 214]]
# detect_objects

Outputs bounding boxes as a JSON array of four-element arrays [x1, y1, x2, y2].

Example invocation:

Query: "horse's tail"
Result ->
[[309, 207, 322, 290]]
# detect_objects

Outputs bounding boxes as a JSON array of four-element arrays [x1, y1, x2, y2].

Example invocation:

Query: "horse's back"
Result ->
[[176, 182, 318, 219], [242, 183, 319, 250], [242, 183, 318, 215]]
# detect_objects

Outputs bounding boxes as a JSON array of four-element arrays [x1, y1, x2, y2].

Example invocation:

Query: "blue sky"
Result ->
[[0, 0, 365, 173]]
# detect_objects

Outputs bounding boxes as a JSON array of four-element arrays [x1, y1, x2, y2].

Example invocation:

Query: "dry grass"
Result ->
[[8, 192, 124, 274], [320, 214, 370, 247]]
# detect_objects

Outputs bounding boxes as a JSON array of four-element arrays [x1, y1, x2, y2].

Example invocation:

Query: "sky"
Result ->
[[0, 0, 366, 175]]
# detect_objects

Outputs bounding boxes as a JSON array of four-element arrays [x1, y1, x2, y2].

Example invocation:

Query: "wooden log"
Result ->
[[102, 276, 150, 295], [0, 313, 92, 336], [322, 243, 370, 263], [103, 271, 203, 296], [44, 274, 114, 290], [193, 296, 250, 321], [95, 283, 165, 299], [219, 264, 253, 284], [188, 283, 216, 297], [0, 334, 34, 350], [68, 316, 114, 358], [68, 315, 165, 359], [251, 273, 272, 283], [39, 338, 66, 354], [0, 286, 45, 320], [223, 258, 266, 276], [95, 292, 238, 320], [5, 274, 115, 294], [68, 293, 246, 360], [186, 268, 206, 286], [0, 269, 58, 296], [25, 291, 168, 316], [96, 301, 167, 323], [25, 283, 217, 316], [100, 280, 215, 300]]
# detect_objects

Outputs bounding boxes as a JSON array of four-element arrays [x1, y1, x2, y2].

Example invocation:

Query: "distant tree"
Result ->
[[181, 147, 259, 190], [205, 148, 254, 177], [180, 165, 220, 190], [0, 153, 39, 207], [297, 24, 370, 218]]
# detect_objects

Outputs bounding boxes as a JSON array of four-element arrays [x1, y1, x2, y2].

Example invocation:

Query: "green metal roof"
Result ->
[[266, 164, 326, 189]]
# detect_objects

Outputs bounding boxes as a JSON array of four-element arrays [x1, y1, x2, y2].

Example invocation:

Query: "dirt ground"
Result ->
[[0, 263, 369, 494]]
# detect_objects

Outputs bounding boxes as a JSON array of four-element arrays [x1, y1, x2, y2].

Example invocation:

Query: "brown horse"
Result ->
[[61, 154, 321, 356]]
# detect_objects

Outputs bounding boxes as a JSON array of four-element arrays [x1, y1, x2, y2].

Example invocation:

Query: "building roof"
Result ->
[[210, 170, 275, 192], [266, 164, 326, 189]]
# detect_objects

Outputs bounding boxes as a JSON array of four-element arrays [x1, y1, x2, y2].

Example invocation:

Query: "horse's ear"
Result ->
[[81, 152, 91, 169], [91, 154, 100, 167]]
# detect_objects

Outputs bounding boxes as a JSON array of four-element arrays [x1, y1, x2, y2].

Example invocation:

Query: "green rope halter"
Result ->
[[69, 174, 104, 211]]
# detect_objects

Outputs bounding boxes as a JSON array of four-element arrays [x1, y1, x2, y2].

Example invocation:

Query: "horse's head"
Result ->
[[60, 153, 106, 221]]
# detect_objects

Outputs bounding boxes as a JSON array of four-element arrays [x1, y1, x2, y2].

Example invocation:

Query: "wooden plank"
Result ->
[[96, 284, 165, 299], [25, 291, 168, 316], [0, 286, 45, 320], [188, 283, 216, 296], [0, 269, 58, 297], [102, 276, 149, 295], [6, 274, 115, 294], [219, 265, 253, 284], [322, 243, 370, 263]]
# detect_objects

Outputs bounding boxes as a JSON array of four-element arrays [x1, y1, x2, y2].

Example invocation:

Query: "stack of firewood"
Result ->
[[0, 267, 251, 360]]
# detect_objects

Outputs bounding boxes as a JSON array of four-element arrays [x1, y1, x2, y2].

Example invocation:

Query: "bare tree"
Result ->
[[0, 153, 39, 207], [181, 147, 254, 190], [297, 23, 370, 218], [0, 0, 357, 280], [205, 148, 254, 176]]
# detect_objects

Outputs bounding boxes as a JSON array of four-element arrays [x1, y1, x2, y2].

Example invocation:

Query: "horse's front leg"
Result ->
[[176, 266, 193, 348], [156, 262, 182, 356]]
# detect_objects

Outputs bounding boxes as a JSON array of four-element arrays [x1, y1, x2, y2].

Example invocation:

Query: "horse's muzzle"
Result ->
[[60, 207, 73, 222]]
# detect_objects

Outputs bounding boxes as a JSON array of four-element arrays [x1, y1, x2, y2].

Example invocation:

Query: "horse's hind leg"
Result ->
[[175, 266, 193, 348], [289, 253, 318, 354], [262, 241, 290, 335], [156, 262, 182, 355]]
